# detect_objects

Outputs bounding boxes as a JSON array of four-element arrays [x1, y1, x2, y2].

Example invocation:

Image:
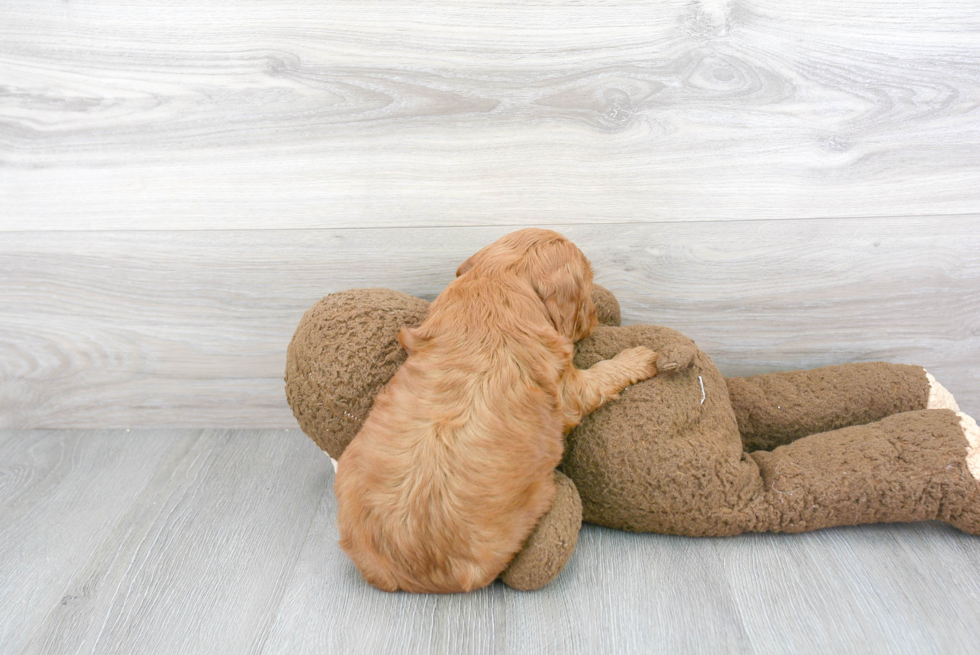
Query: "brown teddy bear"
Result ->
[[285, 286, 980, 591]]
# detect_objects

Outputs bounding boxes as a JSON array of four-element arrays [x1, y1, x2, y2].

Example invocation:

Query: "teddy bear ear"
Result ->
[[591, 285, 621, 327]]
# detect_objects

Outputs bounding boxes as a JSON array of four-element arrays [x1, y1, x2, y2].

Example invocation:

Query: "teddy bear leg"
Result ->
[[500, 470, 583, 591], [725, 363, 935, 452], [741, 409, 980, 535]]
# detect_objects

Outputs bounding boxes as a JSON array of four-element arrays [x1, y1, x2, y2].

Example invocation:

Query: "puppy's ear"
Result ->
[[457, 243, 496, 277], [578, 294, 598, 340], [456, 255, 476, 277], [539, 279, 574, 337], [534, 265, 592, 340], [527, 239, 595, 340]]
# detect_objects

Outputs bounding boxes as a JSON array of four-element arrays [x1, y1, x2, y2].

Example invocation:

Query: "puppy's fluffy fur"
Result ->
[[335, 229, 658, 593]]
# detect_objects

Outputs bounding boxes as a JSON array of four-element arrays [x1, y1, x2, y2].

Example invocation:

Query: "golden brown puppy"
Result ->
[[334, 229, 659, 593]]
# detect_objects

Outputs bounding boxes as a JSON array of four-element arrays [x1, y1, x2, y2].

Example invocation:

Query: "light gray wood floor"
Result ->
[[3, 429, 980, 655]]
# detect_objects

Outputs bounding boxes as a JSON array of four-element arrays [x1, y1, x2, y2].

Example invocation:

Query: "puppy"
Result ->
[[334, 229, 659, 593]]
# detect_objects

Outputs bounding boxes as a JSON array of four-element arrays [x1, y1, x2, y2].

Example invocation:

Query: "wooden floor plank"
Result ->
[[20, 429, 326, 655], [715, 523, 980, 654], [0, 430, 180, 653], [264, 462, 749, 655], [4, 429, 980, 653], [503, 528, 753, 655], [1, 1, 978, 229], [268, 454, 980, 655], [2, 218, 977, 428], [262, 463, 505, 655]]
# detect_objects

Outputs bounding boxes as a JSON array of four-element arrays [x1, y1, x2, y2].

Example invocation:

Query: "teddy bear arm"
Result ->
[[500, 470, 583, 590], [725, 362, 931, 452], [655, 342, 698, 373]]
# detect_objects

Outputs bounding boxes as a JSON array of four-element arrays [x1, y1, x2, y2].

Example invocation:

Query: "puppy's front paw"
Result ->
[[613, 346, 659, 383]]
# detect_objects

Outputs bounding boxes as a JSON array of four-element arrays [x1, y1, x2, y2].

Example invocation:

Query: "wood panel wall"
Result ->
[[2, 0, 978, 427]]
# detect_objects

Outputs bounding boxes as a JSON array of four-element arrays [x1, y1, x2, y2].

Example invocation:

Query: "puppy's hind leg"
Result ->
[[560, 346, 658, 430]]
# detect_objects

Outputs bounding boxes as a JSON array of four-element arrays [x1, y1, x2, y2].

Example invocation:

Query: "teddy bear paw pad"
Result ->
[[927, 372, 960, 411], [958, 411, 980, 481]]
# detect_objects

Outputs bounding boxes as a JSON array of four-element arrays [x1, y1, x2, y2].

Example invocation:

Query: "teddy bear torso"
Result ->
[[566, 325, 756, 536]]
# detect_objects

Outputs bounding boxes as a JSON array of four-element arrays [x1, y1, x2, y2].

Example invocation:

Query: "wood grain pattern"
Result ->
[[0, 430, 177, 653], [255, 441, 980, 655], [4, 429, 980, 654], [2, 0, 979, 229], [503, 527, 753, 654], [2, 218, 977, 428], [21, 429, 325, 655], [263, 462, 505, 655], [716, 524, 980, 653]]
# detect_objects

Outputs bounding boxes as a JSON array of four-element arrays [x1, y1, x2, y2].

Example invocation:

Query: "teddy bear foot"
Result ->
[[960, 411, 980, 482], [926, 372, 960, 411], [917, 373, 977, 483], [946, 410, 980, 536]]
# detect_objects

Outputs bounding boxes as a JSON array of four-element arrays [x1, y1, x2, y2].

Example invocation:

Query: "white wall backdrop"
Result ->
[[2, 0, 978, 427]]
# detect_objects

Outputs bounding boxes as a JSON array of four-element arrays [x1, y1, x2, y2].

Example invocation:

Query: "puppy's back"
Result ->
[[335, 277, 565, 593]]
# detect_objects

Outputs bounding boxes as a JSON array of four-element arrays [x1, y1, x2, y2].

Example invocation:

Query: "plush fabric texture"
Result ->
[[564, 324, 747, 535], [500, 470, 583, 591], [591, 284, 621, 327], [746, 409, 980, 535], [564, 327, 977, 537], [727, 363, 932, 452], [284, 288, 429, 457], [284, 285, 980, 591]]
